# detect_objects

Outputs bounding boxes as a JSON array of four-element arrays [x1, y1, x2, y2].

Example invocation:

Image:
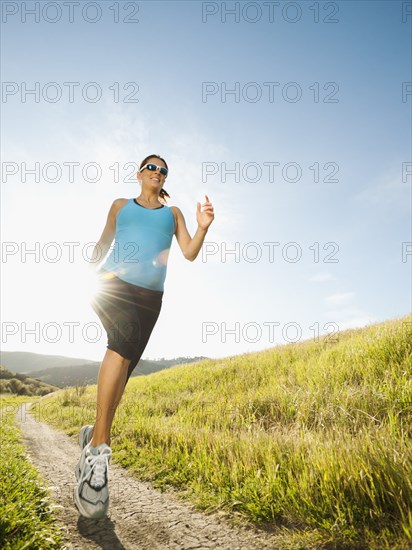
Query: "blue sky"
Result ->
[[1, 0, 411, 362]]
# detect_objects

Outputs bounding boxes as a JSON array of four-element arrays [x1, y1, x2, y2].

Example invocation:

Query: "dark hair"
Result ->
[[139, 154, 171, 204]]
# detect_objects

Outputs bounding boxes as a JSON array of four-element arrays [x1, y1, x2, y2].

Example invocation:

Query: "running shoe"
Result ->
[[74, 442, 112, 519], [78, 425, 94, 450]]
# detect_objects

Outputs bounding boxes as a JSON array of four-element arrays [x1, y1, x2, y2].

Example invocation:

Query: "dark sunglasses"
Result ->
[[139, 163, 168, 176]]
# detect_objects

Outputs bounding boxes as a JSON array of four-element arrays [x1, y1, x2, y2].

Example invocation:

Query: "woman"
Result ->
[[74, 154, 214, 519]]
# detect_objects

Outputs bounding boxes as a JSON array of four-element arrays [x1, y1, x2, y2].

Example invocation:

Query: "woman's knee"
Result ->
[[106, 348, 132, 368]]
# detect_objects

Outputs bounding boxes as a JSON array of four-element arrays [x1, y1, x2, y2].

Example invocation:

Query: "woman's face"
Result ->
[[137, 157, 168, 191]]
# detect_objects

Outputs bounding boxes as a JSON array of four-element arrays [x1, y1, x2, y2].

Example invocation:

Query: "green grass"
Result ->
[[0, 396, 63, 549], [39, 314, 412, 549]]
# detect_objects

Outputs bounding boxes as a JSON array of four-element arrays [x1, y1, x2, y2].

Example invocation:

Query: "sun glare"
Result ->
[[75, 265, 104, 306]]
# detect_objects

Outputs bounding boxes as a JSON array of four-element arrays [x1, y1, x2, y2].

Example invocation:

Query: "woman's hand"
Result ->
[[196, 195, 215, 230]]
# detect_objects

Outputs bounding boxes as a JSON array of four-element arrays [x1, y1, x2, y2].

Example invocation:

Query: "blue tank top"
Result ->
[[100, 198, 175, 291]]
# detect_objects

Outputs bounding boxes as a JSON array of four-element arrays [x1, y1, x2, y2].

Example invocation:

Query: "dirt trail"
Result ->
[[16, 402, 278, 550]]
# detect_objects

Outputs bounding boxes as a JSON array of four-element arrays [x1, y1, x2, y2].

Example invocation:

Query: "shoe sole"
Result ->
[[73, 484, 108, 520]]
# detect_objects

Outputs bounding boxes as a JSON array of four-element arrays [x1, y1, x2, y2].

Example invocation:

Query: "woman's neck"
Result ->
[[136, 193, 161, 206]]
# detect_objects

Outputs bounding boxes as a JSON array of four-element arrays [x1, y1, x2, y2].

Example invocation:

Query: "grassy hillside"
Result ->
[[0, 366, 60, 396], [37, 314, 412, 549], [0, 396, 62, 549]]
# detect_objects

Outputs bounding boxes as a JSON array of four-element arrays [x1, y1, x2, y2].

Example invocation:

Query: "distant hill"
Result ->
[[29, 362, 100, 387], [0, 351, 208, 387], [0, 351, 96, 374], [0, 365, 60, 396]]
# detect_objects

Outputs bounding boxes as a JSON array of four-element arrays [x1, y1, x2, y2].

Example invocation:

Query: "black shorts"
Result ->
[[91, 270, 163, 385]]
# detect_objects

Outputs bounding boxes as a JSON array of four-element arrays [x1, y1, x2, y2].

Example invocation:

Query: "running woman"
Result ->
[[74, 154, 215, 519]]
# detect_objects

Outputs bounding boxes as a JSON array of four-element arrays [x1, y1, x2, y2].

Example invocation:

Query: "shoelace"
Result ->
[[85, 448, 111, 489]]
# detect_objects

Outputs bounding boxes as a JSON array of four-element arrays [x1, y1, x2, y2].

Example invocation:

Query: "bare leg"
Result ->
[[90, 349, 131, 447]]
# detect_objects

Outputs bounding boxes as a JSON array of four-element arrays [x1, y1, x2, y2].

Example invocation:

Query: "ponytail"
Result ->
[[159, 188, 171, 204]]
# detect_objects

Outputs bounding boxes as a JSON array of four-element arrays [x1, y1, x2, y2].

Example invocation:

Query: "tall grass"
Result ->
[[0, 396, 63, 549], [40, 314, 412, 549]]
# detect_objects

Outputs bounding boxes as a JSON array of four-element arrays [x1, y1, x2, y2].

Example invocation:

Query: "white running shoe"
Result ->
[[78, 425, 94, 450], [74, 442, 112, 519]]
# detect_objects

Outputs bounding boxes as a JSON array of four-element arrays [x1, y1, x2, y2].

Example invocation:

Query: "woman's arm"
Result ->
[[89, 198, 126, 268], [172, 195, 215, 262]]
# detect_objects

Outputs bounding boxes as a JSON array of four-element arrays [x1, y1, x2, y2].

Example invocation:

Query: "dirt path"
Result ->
[[16, 402, 278, 550]]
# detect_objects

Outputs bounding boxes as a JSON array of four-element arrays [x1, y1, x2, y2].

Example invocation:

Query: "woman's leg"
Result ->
[[88, 274, 162, 447], [90, 348, 131, 447]]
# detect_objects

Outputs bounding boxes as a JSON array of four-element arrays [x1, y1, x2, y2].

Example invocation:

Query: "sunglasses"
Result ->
[[139, 163, 168, 177]]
